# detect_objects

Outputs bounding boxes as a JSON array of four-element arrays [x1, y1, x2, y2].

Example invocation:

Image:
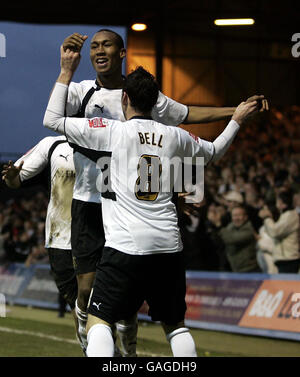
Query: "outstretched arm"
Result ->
[[185, 106, 236, 124], [1, 160, 23, 188], [184, 95, 268, 124], [211, 100, 259, 161], [181, 99, 260, 167]]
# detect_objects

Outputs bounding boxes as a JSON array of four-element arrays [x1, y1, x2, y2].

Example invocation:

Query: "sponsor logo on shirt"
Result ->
[[88, 117, 107, 128]]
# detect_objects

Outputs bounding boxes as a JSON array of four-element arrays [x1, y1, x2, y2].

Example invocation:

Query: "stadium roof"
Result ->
[[1, 0, 298, 43]]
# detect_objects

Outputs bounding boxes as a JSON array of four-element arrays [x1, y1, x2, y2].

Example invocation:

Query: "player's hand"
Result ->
[[232, 100, 259, 125], [1, 160, 23, 181], [62, 33, 88, 53], [60, 45, 81, 75], [245, 95, 269, 112]]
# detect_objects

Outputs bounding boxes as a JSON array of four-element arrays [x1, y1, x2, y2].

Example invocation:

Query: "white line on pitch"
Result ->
[[0, 326, 165, 357], [0, 326, 78, 344]]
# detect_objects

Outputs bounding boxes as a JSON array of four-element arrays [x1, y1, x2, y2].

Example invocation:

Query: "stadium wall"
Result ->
[[1, 263, 300, 341]]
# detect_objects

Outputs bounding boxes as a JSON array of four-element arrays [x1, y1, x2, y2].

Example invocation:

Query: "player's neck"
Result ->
[[125, 107, 151, 121], [96, 72, 124, 89]]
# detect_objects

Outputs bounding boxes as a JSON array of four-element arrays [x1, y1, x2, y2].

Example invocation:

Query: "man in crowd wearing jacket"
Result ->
[[219, 205, 261, 272]]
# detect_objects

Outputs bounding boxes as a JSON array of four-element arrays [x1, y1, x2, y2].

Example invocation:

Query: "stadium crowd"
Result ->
[[178, 106, 300, 273], [0, 190, 49, 266], [1, 106, 300, 274]]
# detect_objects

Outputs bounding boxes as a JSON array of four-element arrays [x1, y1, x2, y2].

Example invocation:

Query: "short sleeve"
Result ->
[[15, 137, 57, 182], [151, 92, 188, 126], [178, 128, 214, 165], [66, 82, 85, 116]]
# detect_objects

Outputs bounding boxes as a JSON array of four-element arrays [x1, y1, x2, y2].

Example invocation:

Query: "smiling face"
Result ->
[[90, 31, 126, 76], [231, 207, 248, 228]]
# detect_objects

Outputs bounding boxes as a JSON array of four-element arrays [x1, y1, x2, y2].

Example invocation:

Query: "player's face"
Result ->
[[90, 31, 126, 75]]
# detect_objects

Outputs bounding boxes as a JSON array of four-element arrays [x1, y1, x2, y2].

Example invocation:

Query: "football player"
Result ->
[[60, 29, 268, 357], [43, 46, 260, 356]]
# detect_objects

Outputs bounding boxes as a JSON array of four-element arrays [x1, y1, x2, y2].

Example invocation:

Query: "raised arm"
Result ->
[[44, 46, 81, 133], [43, 46, 112, 152], [48, 34, 88, 103]]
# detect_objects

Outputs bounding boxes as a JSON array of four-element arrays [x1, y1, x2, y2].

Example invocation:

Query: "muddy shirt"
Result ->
[[15, 136, 75, 249]]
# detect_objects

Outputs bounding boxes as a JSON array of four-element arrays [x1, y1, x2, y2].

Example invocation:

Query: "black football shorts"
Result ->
[[88, 247, 187, 326], [71, 199, 105, 275], [48, 248, 77, 309]]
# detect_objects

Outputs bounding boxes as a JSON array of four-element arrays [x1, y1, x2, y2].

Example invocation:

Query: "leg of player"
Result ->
[[162, 321, 197, 357], [75, 272, 95, 348], [116, 314, 138, 357], [76, 271, 95, 311], [71, 309, 87, 355], [76, 277, 122, 357], [48, 249, 87, 355], [86, 314, 115, 357], [75, 298, 88, 351]]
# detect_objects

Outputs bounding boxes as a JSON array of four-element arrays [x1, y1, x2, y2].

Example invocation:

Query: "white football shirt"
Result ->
[[66, 80, 188, 203], [60, 116, 214, 255], [44, 83, 240, 254], [15, 136, 75, 250]]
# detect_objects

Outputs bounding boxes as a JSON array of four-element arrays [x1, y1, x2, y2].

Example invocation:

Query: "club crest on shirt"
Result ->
[[188, 132, 199, 143]]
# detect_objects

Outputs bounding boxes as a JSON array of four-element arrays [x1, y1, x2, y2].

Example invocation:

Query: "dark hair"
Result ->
[[96, 28, 124, 49], [264, 199, 280, 221], [231, 204, 248, 215], [278, 190, 294, 210], [123, 66, 159, 114]]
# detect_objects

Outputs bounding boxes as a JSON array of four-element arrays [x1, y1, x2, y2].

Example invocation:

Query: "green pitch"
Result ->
[[0, 305, 299, 357]]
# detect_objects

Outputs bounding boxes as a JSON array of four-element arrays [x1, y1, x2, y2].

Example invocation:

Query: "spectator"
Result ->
[[223, 191, 244, 209], [178, 196, 220, 271], [0, 192, 47, 264], [25, 244, 49, 267], [218, 167, 235, 194], [206, 203, 231, 271], [256, 203, 279, 274], [219, 205, 261, 272], [259, 191, 300, 273], [293, 191, 300, 215]]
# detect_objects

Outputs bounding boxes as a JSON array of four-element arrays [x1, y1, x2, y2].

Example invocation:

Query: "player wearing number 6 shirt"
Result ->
[[44, 53, 260, 355]]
